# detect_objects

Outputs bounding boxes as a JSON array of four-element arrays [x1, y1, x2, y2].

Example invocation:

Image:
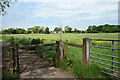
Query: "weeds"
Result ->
[[2, 72, 19, 80]]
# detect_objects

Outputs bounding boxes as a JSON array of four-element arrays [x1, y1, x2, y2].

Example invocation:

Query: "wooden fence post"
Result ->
[[59, 40, 64, 60], [14, 43, 19, 73], [83, 38, 90, 64], [56, 41, 59, 64], [56, 40, 64, 65], [10, 42, 15, 75], [64, 40, 68, 59]]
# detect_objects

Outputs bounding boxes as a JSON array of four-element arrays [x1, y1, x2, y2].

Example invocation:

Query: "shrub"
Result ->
[[12, 37, 30, 45], [31, 38, 41, 44], [8, 36, 14, 42], [4, 37, 44, 45]]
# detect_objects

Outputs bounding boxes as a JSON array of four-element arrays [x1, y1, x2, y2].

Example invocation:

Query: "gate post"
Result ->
[[56, 40, 64, 64], [15, 43, 19, 74], [59, 40, 64, 60], [83, 38, 90, 64], [56, 41, 59, 64], [64, 40, 68, 59], [10, 42, 15, 75]]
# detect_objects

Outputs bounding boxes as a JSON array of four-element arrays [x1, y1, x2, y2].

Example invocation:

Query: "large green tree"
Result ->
[[86, 24, 120, 33], [16, 28, 26, 34], [64, 26, 72, 33], [39, 26, 44, 33], [64, 26, 69, 32], [54, 27, 59, 33], [54, 27, 62, 33], [45, 27, 50, 34], [68, 27, 72, 33], [59, 27, 62, 31], [34, 26, 40, 33]]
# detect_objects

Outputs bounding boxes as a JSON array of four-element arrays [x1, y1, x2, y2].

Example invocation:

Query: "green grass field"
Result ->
[[2, 33, 120, 78], [2, 33, 118, 44]]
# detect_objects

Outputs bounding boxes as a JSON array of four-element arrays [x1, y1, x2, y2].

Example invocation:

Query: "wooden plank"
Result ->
[[42, 46, 56, 57], [26, 48, 56, 53], [19, 59, 37, 73], [19, 43, 57, 48], [45, 53, 56, 57], [10, 42, 15, 75], [68, 43, 83, 48], [10, 46, 13, 75]]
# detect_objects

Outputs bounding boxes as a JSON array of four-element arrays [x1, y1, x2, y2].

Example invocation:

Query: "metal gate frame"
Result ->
[[89, 39, 120, 78]]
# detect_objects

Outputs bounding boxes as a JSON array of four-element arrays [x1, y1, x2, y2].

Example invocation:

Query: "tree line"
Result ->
[[1, 24, 120, 34], [86, 24, 120, 33], [1, 26, 50, 34]]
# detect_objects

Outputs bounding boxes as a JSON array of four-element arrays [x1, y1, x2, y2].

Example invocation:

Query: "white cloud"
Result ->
[[10, 0, 118, 20], [31, 1, 117, 19], [3, 0, 118, 30], [18, 0, 119, 2]]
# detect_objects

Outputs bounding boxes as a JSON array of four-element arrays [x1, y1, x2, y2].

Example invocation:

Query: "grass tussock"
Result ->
[[57, 59, 109, 78], [2, 72, 19, 80]]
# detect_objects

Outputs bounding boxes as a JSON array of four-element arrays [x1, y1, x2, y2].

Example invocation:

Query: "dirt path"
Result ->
[[18, 44, 75, 78], [1, 40, 75, 78], [1, 40, 11, 76]]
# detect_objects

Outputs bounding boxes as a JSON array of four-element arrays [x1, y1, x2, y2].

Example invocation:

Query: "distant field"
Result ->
[[2, 33, 119, 44]]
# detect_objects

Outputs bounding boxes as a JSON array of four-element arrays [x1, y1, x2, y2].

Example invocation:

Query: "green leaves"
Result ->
[[54, 27, 63, 33], [64, 26, 72, 33], [86, 24, 120, 33], [45, 27, 50, 34]]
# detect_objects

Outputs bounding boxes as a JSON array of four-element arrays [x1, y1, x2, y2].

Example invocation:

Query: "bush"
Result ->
[[8, 36, 14, 42], [3, 37, 44, 45], [31, 38, 41, 44], [19, 38, 30, 45]]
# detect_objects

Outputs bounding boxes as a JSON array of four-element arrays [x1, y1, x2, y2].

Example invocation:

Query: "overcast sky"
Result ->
[[1, 0, 119, 31]]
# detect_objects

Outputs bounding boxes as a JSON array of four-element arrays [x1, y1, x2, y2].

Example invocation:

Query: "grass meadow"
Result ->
[[2, 33, 120, 78], [2, 33, 118, 44]]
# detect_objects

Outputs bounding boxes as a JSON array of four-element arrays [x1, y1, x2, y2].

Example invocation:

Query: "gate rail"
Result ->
[[89, 39, 120, 78]]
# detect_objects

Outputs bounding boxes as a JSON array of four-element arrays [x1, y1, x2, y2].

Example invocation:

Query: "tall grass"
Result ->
[[2, 72, 19, 80], [2, 33, 118, 44]]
